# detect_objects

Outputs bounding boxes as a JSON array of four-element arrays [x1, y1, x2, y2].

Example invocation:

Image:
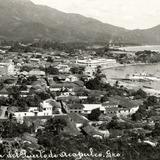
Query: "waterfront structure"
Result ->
[[76, 58, 117, 68]]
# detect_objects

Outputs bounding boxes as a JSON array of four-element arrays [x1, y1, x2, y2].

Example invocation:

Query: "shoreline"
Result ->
[[101, 62, 160, 70]]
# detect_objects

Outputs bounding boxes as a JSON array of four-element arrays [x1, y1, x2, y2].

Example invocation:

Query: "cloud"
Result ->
[[31, 0, 160, 29]]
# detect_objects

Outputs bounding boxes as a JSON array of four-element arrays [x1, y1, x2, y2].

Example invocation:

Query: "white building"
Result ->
[[55, 64, 70, 73], [84, 66, 95, 78], [82, 104, 105, 114], [13, 99, 62, 123], [28, 70, 45, 76], [76, 58, 117, 68], [65, 75, 79, 82], [0, 61, 14, 75], [69, 102, 139, 118]]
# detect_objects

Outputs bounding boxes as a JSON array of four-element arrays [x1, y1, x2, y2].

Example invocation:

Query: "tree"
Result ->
[[145, 96, 158, 106], [46, 56, 53, 62], [46, 66, 59, 75], [28, 75, 37, 82], [152, 122, 160, 137], [114, 81, 119, 87], [95, 66, 102, 76], [8, 86, 21, 101], [20, 65, 32, 72], [131, 112, 143, 121], [1, 120, 30, 138], [133, 89, 147, 99], [88, 108, 101, 121], [86, 78, 102, 90], [35, 91, 50, 101], [45, 118, 67, 135], [101, 94, 109, 103], [26, 95, 40, 107], [0, 97, 8, 106], [131, 105, 147, 121], [70, 66, 84, 74], [87, 96, 100, 104]]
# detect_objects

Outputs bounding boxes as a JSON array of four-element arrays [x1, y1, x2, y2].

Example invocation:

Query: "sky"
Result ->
[[31, 0, 160, 30]]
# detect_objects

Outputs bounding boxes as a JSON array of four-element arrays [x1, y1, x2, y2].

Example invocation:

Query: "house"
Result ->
[[24, 116, 51, 132], [13, 99, 63, 123], [0, 60, 14, 75], [50, 82, 79, 92], [84, 66, 95, 78], [82, 104, 105, 114], [67, 100, 139, 118], [41, 99, 62, 114], [53, 75, 67, 82], [108, 96, 141, 117], [55, 64, 70, 73], [102, 101, 119, 108], [30, 58, 40, 64], [105, 107, 120, 117], [20, 90, 29, 97], [67, 103, 117, 115], [65, 75, 79, 82], [68, 104, 84, 113], [0, 88, 8, 97], [28, 70, 45, 76]]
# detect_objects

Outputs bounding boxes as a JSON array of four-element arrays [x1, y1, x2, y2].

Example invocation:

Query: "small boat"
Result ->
[[143, 85, 152, 89]]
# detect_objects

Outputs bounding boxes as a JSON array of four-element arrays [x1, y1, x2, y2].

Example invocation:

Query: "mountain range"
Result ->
[[0, 0, 160, 45]]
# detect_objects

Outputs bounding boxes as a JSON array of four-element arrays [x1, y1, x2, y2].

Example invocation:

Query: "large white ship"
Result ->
[[76, 58, 118, 68]]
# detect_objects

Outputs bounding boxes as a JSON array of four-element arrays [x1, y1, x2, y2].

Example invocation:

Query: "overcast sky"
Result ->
[[32, 0, 160, 30]]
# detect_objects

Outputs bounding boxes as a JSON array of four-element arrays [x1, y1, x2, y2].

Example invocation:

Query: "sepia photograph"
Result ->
[[0, 0, 160, 159]]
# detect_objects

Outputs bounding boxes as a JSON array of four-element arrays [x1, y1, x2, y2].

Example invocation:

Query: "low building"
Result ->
[[30, 58, 40, 64], [84, 66, 95, 78], [65, 75, 79, 82], [55, 64, 70, 73], [67, 100, 139, 118], [28, 70, 45, 76], [83, 104, 105, 114], [68, 104, 84, 113], [13, 99, 62, 123], [0, 88, 8, 97]]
